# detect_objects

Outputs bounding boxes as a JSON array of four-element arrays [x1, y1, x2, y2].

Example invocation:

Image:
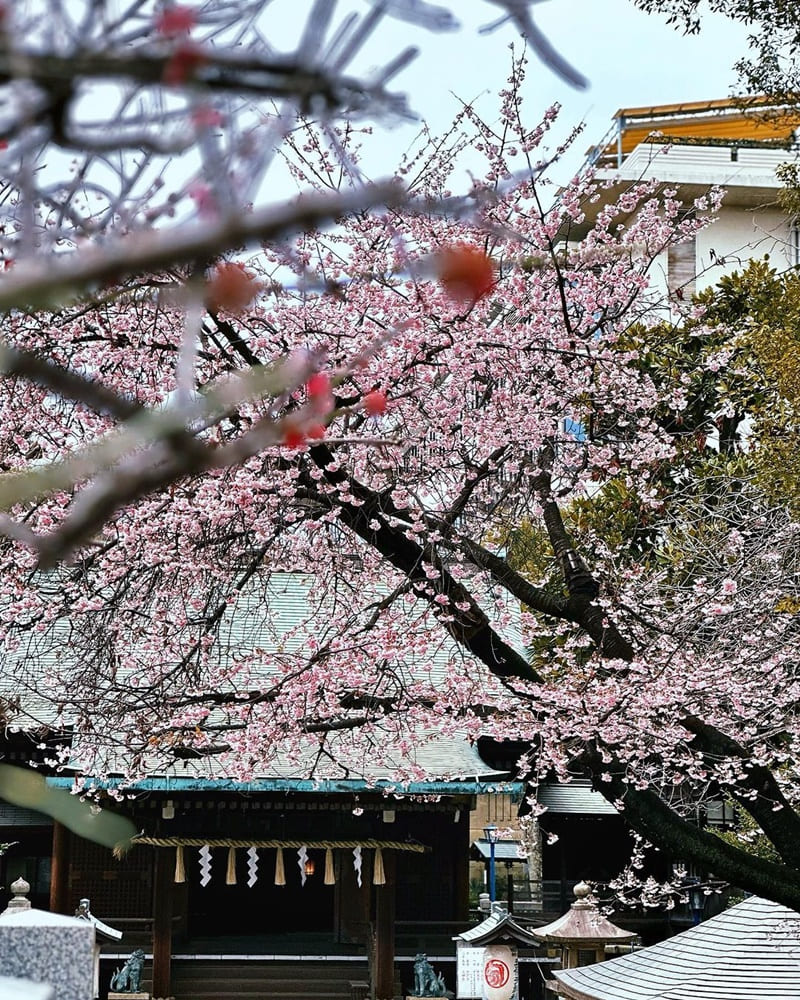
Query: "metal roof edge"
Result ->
[[613, 95, 794, 121], [46, 776, 525, 797]]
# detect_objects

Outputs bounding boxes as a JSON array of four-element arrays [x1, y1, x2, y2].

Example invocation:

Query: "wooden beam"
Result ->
[[373, 852, 396, 1000], [454, 812, 470, 922], [152, 848, 173, 998]]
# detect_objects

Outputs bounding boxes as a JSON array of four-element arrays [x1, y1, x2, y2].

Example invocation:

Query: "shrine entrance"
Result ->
[[187, 846, 334, 937], [140, 836, 413, 963]]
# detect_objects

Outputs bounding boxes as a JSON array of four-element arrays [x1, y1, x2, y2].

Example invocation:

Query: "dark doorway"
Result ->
[[188, 847, 334, 936]]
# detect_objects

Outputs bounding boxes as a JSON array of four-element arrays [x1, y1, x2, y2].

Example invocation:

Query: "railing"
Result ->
[[98, 914, 184, 950], [472, 878, 580, 916], [395, 919, 473, 954]]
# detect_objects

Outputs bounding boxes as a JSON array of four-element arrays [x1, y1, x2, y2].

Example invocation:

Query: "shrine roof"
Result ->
[[537, 781, 618, 816], [52, 724, 521, 794], [533, 883, 636, 946], [3, 570, 527, 791], [553, 895, 800, 1000], [455, 905, 540, 947], [471, 839, 527, 863]]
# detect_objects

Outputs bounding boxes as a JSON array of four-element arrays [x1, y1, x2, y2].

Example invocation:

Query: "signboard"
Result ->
[[456, 943, 518, 1000], [456, 943, 484, 998]]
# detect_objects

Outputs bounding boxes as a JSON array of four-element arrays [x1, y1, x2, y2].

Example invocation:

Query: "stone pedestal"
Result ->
[[109, 993, 150, 1000]]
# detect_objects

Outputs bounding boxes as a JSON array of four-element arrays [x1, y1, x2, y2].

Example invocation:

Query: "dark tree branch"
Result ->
[[0, 49, 412, 128], [302, 444, 540, 684], [682, 715, 800, 869], [539, 494, 636, 661], [1, 343, 142, 420], [458, 534, 569, 621], [580, 748, 800, 909]]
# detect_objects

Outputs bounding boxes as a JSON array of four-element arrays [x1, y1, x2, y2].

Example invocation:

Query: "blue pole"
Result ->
[[489, 839, 496, 903]]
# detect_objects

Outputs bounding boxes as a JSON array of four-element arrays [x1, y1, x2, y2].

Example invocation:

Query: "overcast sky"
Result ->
[[275, 0, 752, 186]]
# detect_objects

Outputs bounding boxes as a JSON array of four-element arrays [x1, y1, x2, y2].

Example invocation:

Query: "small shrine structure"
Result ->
[[532, 882, 637, 975], [454, 902, 542, 999], [74, 898, 123, 1000]]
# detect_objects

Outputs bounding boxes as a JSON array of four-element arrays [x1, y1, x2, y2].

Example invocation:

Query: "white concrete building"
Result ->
[[574, 97, 800, 297]]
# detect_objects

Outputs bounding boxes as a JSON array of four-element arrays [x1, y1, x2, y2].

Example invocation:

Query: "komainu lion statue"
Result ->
[[110, 948, 146, 993], [411, 952, 450, 997]]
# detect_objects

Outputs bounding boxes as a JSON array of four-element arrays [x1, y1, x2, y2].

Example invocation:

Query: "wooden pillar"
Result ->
[[453, 808, 470, 921], [49, 821, 70, 914], [373, 852, 395, 1000], [335, 850, 370, 944], [152, 848, 173, 998]]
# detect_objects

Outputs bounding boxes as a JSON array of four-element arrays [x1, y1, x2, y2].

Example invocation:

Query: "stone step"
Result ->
[[170, 963, 368, 980], [172, 992, 354, 1000], [174, 979, 353, 988], [137, 981, 357, 1000], [131, 959, 385, 999], [171, 981, 355, 993]]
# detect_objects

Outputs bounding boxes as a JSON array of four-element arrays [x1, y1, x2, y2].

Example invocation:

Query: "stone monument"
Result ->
[[532, 881, 637, 969], [0, 879, 95, 1000], [2, 875, 32, 915]]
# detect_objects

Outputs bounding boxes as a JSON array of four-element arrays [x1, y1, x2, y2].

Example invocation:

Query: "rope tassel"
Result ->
[[226, 846, 237, 885], [373, 846, 385, 885], [324, 847, 335, 885], [275, 846, 285, 886], [174, 845, 186, 884]]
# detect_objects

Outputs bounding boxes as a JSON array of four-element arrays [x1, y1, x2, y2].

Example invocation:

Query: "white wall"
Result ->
[[635, 204, 794, 310], [695, 205, 793, 291]]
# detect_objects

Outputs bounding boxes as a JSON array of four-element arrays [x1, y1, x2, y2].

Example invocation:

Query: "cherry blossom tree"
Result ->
[[0, 0, 594, 849], [1, 1, 800, 908]]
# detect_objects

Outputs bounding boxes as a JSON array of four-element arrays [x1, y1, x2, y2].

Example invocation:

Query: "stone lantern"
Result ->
[[1, 876, 32, 916], [533, 882, 637, 974]]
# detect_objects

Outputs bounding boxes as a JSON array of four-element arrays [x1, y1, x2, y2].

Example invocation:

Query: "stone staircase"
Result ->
[[164, 959, 377, 1000]]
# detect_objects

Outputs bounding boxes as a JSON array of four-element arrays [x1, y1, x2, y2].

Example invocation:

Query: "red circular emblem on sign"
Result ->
[[484, 958, 510, 989]]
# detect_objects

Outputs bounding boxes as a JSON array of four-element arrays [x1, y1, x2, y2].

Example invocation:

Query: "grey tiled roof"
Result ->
[[0, 804, 52, 827], [554, 895, 800, 1000], [456, 906, 540, 947], [537, 780, 618, 816], [472, 840, 528, 863], [3, 572, 524, 786], [92, 733, 513, 785]]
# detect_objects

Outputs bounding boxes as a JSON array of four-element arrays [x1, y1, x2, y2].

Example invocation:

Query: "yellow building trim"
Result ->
[[596, 96, 800, 160]]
